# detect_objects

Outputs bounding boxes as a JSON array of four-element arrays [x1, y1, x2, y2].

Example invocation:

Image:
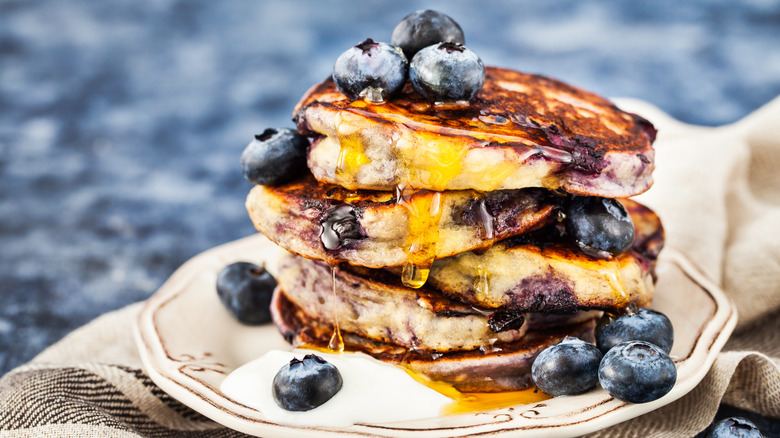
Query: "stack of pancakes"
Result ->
[[247, 67, 664, 392]]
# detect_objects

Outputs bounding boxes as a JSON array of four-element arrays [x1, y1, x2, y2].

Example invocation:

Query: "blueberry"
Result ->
[[598, 340, 676, 403], [332, 38, 408, 101], [410, 42, 485, 102], [320, 204, 364, 250], [216, 262, 276, 325], [596, 308, 674, 354], [240, 128, 308, 186], [391, 10, 465, 58], [564, 196, 635, 258], [531, 337, 602, 396], [272, 354, 343, 411], [706, 417, 764, 438]]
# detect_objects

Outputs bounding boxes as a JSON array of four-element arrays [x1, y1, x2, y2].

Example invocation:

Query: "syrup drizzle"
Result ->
[[396, 186, 443, 288], [474, 262, 490, 299], [335, 111, 372, 188], [328, 265, 344, 352], [330, 103, 581, 192], [543, 248, 631, 308], [476, 198, 495, 240]]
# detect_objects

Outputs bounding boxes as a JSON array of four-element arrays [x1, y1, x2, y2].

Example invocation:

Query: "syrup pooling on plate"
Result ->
[[402, 367, 551, 415], [396, 187, 443, 288]]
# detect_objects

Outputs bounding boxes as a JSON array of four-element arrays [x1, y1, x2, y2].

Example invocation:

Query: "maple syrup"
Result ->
[[396, 186, 443, 288], [334, 111, 372, 188], [402, 367, 551, 415], [328, 265, 345, 353]]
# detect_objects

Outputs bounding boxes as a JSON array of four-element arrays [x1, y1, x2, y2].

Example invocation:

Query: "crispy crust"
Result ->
[[426, 199, 664, 312], [276, 253, 529, 351], [246, 173, 557, 268], [295, 67, 656, 196], [271, 287, 598, 392]]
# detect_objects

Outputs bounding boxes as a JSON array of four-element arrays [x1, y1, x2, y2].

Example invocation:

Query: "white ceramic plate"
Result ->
[[134, 234, 737, 438]]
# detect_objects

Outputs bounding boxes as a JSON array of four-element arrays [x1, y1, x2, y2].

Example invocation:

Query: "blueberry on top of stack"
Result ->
[[240, 10, 670, 397]]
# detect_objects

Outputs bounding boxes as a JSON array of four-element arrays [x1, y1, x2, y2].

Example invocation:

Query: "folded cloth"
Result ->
[[1, 97, 779, 437]]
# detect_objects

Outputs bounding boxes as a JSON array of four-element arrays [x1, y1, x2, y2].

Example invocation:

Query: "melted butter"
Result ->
[[403, 367, 551, 415], [334, 111, 372, 187], [328, 266, 344, 352], [397, 187, 443, 288]]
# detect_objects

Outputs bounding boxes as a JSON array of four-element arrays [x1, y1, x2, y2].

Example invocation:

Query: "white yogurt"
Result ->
[[220, 349, 453, 427]]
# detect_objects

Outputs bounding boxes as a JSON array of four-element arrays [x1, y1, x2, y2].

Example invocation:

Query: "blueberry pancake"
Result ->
[[424, 199, 664, 312], [275, 252, 528, 352], [295, 66, 656, 197], [247, 173, 558, 268], [275, 251, 602, 352], [271, 287, 599, 392]]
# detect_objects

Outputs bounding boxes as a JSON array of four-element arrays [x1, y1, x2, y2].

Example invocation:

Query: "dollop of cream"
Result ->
[[220, 349, 452, 427]]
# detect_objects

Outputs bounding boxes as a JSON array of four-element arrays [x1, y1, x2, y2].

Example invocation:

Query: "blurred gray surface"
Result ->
[[1, 0, 779, 393]]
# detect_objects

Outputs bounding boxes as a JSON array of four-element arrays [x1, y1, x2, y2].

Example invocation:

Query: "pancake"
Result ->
[[247, 173, 557, 268], [425, 199, 664, 313], [271, 288, 598, 392], [276, 252, 529, 351], [295, 66, 656, 197]]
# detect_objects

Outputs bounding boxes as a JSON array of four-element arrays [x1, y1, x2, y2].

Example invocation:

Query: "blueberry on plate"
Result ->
[[216, 262, 276, 325], [410, 42, 485, 103], [391, 9, 465, 58], [706, 417, 764, 438], [596, 308, 674, 354], [531, 337, 603, 396], [564, 196, 635, 258], [332, 38, 408, 102], [240, 128, 308, 186], [273, 354, 343, 411], [599, 340, 676, 403]]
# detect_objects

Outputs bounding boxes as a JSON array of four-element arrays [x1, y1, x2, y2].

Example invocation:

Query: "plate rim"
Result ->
[[134, 235, 737, 438]]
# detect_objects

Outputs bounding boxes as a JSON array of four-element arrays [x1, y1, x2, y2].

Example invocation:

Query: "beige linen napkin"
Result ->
[[1, 97, 779, 437]]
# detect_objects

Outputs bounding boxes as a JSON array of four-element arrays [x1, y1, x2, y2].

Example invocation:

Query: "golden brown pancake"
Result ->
[[276, 253, 530, 351], [271, 288, 598, 392], [247, 173, 557, 268], [295, 66, 656, 197], [425, 199, 663, 312]]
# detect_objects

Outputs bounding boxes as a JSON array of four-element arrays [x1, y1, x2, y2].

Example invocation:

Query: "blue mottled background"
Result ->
[[1, 0, 779, 430]]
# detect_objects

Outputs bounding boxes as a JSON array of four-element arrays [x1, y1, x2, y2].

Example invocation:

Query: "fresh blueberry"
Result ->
[[272, 354, 343, 411], [216, 262, 276, 325], [531, 337, 603, 396], [599, 340, 677, 403], [320, 204, 365, 251], [332, 38, 408, 102], [409, 42, 485, 103], [564, 196, 635, 258], [391, 10, 465, 58], [240, 128, 308, 186], [596, 308, 674, 354], [706, 417, 764, 438]]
